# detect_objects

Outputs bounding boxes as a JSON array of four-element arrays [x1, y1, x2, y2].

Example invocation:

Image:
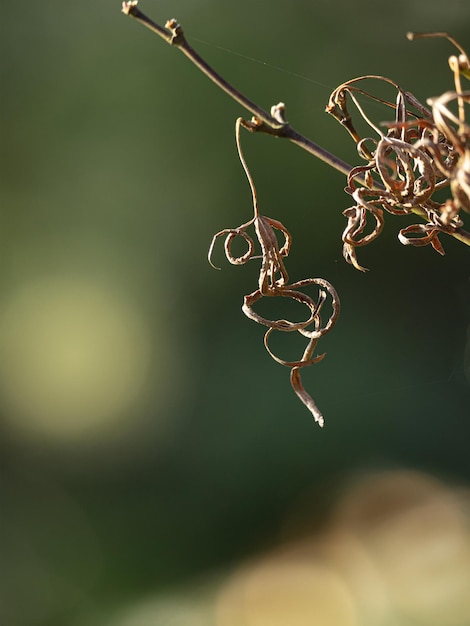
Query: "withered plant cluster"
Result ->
[[327, 32, 470, 271], [122, 2, 470, 425]]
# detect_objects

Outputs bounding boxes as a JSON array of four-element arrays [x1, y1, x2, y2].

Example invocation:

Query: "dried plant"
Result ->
[[209, 119, 339, 426], [121, 2, 470, 426], [326, 32, 470, 271]]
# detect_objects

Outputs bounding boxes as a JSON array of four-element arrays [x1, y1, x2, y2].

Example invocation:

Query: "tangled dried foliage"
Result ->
[[209, 119, 340, 426], [121, 5, 470, 428], [326, 32, 470, 271]]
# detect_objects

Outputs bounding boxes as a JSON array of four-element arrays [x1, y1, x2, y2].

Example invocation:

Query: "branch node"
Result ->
[[121, 0, 139, 16], [239, 117, 264, 133], [270, 102, 288, 125], [165, 18, 184, 45]]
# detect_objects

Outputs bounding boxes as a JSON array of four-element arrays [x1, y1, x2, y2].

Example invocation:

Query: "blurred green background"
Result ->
[[1, 0, 470, 624]]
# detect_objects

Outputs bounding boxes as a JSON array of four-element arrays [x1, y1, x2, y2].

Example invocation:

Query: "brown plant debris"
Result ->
[[209, 118, 340, 426], [326, 33, 470, 271]]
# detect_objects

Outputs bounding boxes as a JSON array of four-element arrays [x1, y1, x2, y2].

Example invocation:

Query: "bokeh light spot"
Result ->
[[335, 470, 470, 625], [216, 550, 357, 626], [0, 275, 152, 445]]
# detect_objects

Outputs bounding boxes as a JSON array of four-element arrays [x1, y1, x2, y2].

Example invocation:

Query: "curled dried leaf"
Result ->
[[208, 223, 255, 269], [341, 201, 384, 271], [264, 327, 326, 368], [398, 223, 445, 254], [242, 287, 322, 332]]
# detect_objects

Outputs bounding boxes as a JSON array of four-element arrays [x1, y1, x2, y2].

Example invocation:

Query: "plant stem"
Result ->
[[121, 1, 470, 248], [121, 2, 354, 176]]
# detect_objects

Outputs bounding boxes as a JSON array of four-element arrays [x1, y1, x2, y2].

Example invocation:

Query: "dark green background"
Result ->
[[1, 0, 469, 624]]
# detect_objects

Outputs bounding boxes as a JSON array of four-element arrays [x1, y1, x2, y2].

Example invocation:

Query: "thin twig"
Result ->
[[121, 1, 356, 178], [121, 1, 470, 248]]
